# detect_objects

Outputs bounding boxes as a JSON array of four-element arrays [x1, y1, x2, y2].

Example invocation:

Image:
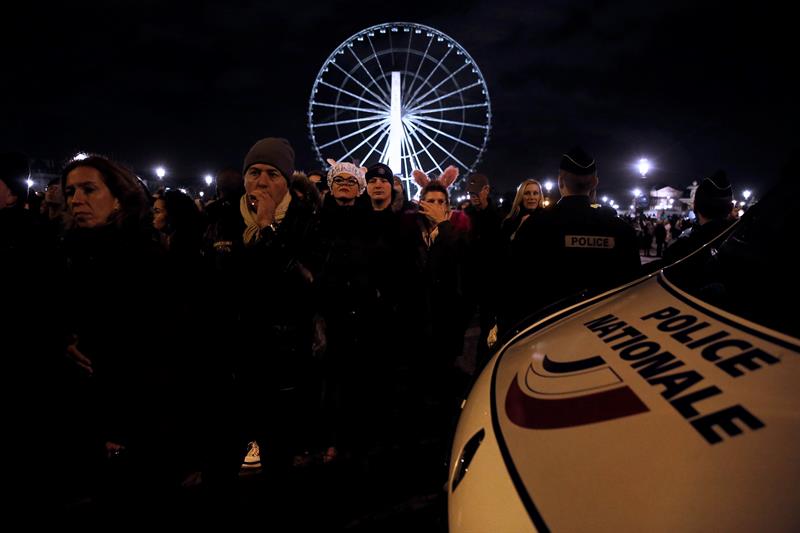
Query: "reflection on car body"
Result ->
[[448, 175, 799, 532]]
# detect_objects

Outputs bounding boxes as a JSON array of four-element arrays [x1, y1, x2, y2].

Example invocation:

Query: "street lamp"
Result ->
[[637, 158, 650, 178], [204, 174, 214, 186], [542, 180, 554, 207], [631, 189, 642, 214], [743, 189, 752, 200], [155, 167, 166, 180]]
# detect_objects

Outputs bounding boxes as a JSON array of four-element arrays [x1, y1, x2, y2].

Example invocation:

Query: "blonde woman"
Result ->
[[501, 178, 543, 241]]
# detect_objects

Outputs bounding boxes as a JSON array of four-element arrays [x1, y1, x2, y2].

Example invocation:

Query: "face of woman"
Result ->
[[331, 174, 360, 200], [153, 198, 168, 231], [65, 166, 119, 228], [522, 183, 542, 210]]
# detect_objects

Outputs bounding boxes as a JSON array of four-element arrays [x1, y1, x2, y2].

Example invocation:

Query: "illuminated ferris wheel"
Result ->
[[308, 22, 491, 198]]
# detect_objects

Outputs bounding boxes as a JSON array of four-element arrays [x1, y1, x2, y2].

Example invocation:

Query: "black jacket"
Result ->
[[507, 195, 641, 328]]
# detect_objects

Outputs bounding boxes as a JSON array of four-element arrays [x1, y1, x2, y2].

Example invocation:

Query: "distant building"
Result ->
[[642, 185, 685, 218]]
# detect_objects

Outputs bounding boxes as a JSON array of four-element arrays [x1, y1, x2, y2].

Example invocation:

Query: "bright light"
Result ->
[[602, 195, 608, 203], [199, 191, 205, 198], [738, 209, 744, 217], [632, 188, 641, 197], [73, 152, 89, 161], [26, 178, 34, 188], [204, 174, 213, 186], [498, 198, 504, 204], [743, 189, 752, 200], [543, 200, 550, 207], [637, 158, 650, 177], [544, 180, 553, 192], [739, 201, 745, 206], [155, 167, 166, 179], [179, 188, 187, 194], [731, 199, 737, 205]]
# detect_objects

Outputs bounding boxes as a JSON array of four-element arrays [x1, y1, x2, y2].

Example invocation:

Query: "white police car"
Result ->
[[448, 176, 799, 532]]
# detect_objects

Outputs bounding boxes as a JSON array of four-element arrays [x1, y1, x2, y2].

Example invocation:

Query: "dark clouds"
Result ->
[[2, 0, 795, 198]]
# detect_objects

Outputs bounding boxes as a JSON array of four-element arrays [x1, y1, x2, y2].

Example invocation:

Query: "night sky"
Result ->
[[2, 0, 796, 200]]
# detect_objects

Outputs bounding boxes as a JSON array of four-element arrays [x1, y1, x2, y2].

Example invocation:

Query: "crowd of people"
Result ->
[[0, 141, 736, 521]]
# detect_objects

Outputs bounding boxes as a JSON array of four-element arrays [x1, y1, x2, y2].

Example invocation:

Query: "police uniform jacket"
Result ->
[[508, 195, 640, 325]]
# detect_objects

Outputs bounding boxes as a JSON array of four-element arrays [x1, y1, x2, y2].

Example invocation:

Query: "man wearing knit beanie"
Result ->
[[243, 137, 294, 181], [234, 135, 322, 483], [241, 137, 295, 242]]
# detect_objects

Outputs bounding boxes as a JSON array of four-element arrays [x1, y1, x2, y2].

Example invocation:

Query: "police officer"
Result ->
[[662, 170, 733, 265], [503, 146, 641, 330]]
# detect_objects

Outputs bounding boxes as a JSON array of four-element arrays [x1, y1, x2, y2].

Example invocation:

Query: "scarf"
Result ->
[[240, 191, 291, 245]]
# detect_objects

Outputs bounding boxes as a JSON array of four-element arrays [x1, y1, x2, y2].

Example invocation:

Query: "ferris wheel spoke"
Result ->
[[404, 62, 470, 111], [407, 117, 482, 150], [405, 46, 454, 108], [400, 122, 425, 177], [405, 120, 470, 170], [318, 118, 388, 150], [403, 119, 442, 175], [401, 31, 414, 95], [360, 126, 390, 166], [330, 61, 390, 108], [345, 46, 392, 103], [377, 124, 394, 164], [398, 129, 411, 179], [403, 35, 434, 102], [407, 80, 484, 114], [319, 80, 386, 111], [409, 102, 489, 115], [366, 34, 392, 95], [312, 101, 388, 115], [338, 123, 389, 162], [314, 114, 389, 127], [409, 115, 489, 130]]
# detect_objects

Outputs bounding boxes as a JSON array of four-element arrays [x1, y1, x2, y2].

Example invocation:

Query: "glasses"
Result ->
[[332, 176, 358, 186]]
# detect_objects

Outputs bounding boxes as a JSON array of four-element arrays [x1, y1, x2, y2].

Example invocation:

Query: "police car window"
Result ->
[[662, 177, 798, 339]]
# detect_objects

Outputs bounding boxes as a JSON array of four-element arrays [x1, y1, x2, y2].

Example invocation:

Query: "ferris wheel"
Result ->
[[308, 22, 491, 199]]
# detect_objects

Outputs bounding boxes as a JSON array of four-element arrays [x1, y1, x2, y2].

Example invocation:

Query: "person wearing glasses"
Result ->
[[317, 159, 388, 472]]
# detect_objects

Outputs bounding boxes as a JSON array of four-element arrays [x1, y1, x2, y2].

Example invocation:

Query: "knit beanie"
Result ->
[[243, 138, 295, 181]]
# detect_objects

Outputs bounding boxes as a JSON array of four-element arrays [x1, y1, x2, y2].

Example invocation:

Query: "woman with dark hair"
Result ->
[[502, 179, 543, 242], [289, 171, 322, 212], [61, 155, 151, 231], [59, 155, 196, 513], [153, 188, 204, 260]]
